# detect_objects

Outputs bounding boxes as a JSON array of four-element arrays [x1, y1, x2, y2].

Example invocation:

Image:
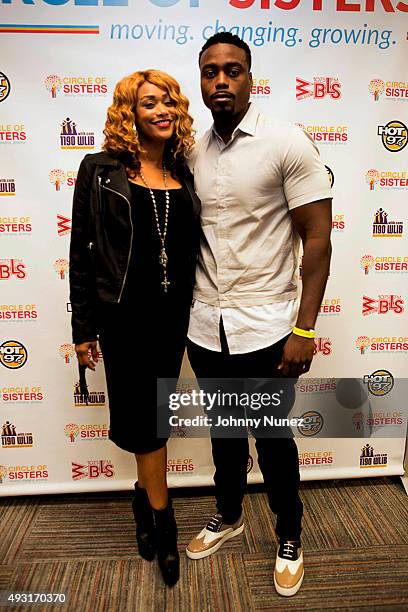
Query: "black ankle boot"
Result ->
[[131, 482, 156, 561], [153, 499, 180, 587]]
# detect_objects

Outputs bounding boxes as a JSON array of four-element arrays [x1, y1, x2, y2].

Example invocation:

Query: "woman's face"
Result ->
[[134, 81, 177, 144]]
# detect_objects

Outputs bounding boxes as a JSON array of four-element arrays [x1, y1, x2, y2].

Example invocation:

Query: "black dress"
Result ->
[[97, 182, 196, 453]]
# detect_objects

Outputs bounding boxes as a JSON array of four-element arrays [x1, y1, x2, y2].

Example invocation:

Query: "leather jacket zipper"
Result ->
[[98, 176, 133, 303]]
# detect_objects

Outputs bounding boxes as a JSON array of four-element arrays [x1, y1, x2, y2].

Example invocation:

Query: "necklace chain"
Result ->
[[139, 164, 171, 292]]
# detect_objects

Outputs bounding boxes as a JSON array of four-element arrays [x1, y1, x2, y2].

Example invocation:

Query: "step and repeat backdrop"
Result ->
[[0, 0, 407, 495]]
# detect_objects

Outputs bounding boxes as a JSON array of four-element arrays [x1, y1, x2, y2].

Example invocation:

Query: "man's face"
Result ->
[[199, 43, 252, 119]]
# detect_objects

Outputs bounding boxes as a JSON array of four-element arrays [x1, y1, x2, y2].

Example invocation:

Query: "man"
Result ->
[[185, 32, 332, 597]]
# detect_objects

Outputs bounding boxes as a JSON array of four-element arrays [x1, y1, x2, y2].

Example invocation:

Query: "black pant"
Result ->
[[187, 321, 303, 540]]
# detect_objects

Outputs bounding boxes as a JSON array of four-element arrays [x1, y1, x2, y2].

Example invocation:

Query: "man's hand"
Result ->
[[277, 334, 314, 377], [75, 340, 98, 371]]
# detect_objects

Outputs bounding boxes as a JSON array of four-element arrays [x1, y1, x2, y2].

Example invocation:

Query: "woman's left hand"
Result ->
[[75, 340, 98, 371]]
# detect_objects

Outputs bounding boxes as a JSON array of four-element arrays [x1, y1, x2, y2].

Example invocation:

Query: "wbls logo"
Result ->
[[296, 77, 341, 100], [72, 460, 114, 480], [0, 259, 26, 279], [362, 295, 404, 315], [314, 338, 332, 356], [57, 214, 71, 236], [372, 208, 403, 238], [60, 118, 95, 150]]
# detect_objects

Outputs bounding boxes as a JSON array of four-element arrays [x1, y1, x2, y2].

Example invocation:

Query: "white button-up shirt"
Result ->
[[187, 104, 332, 354]]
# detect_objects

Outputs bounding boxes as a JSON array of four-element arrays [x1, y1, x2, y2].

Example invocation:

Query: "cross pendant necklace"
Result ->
[[139, 164, 171, 293]]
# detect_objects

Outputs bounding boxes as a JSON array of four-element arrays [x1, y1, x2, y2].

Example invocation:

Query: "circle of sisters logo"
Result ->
[[0, 72, 11, 103], [366, 169, 380, 191], [363, 369, 394, 397], [251, 77, 271, 97], [361, 255, 374, 275], [297, 411, 324, 437], [377, 120, 408, 153], [247, 454, 253, 474], [49, 169, 66, 191], [0, 464, 7, 481], [64, 423, 80, 443], [325, 165, 334, 188], [54, 258, 69, 280], [369, 79, 385, 101], [356, 336, 370, 355], [44, 75, 62, 99], [0, 340, 28, 369], [59, 343, 75, 364]]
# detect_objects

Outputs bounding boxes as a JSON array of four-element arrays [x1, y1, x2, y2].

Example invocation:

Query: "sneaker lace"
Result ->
[[206, 513, 224, 533], [281, 542, 297, 560]]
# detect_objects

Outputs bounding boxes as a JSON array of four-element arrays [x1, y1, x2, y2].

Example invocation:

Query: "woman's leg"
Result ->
[[135, 446, 168, 509]]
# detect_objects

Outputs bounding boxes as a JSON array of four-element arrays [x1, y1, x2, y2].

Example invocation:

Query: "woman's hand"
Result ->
[[75, 340, 98, 371]]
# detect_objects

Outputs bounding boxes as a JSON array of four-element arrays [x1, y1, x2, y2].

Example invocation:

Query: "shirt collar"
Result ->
[[211, 102, 260, 142]]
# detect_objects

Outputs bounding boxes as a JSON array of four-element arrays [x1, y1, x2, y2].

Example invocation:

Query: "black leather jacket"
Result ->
[[69, 152, 201, 344]]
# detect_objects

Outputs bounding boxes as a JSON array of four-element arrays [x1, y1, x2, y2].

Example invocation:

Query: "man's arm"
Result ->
[[278, 198, 332, 377]]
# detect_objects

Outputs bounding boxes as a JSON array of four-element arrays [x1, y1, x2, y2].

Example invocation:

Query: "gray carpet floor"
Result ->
[[1, 476, 407, 611]]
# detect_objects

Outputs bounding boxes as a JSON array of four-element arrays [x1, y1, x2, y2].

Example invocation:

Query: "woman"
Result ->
[[69, 70, 200, 586]]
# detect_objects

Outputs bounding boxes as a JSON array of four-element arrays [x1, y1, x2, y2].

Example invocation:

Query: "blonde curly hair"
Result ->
[[103, 69, 195, 177]]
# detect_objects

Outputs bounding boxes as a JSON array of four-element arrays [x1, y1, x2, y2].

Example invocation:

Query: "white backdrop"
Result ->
[[0, 0, 407, 495]]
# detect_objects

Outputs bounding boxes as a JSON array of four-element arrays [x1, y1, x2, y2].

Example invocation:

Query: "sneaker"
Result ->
[[273, 540, 304, 597], [186, 513, 244, 560]]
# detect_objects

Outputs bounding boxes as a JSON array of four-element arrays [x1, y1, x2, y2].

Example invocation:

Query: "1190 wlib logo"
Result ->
[[59, 118, 95, 150]]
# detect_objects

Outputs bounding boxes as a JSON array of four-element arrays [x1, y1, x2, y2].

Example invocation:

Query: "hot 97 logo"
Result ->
[[0, 341, 28, 369], [0, 259, 26, 280]]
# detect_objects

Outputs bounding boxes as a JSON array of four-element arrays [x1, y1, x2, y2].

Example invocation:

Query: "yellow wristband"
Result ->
[[292, 326, 316, 339]]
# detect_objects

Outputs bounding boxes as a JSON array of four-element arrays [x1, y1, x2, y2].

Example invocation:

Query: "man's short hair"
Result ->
[[199, 32, 252, 71]]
